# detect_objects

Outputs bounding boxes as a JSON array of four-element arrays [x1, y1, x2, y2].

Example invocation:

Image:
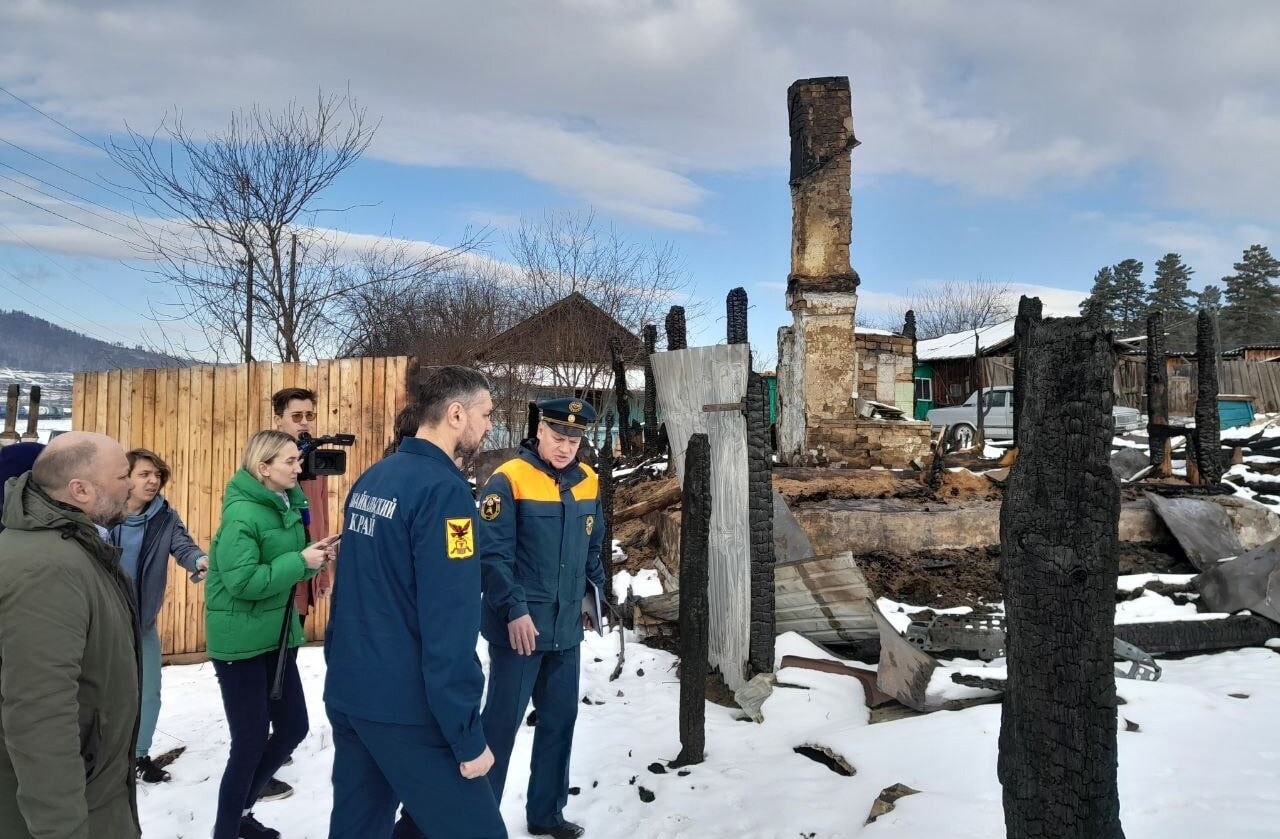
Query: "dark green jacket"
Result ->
[[0, 473, 141, 839], [206, 469, 317, 661]]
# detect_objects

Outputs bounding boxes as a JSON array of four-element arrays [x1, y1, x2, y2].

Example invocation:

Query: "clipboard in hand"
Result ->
[[582, 581, 606, 637]]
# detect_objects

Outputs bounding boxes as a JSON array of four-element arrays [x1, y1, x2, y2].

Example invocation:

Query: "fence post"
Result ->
[[674, 433, 711, 767]]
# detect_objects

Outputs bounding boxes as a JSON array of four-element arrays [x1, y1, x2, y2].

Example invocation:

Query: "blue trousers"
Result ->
[[481, 643, 581, 829], [327, 707, 506, 839], [211, 648, 308, 839], [136, 626, 162, 757]]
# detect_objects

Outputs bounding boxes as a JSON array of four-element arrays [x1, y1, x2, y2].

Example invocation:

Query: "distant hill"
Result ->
[[0, 310, 189, 372]]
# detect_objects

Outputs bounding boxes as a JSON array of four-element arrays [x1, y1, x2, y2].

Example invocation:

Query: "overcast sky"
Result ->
[[2, 0, 1278, 358]]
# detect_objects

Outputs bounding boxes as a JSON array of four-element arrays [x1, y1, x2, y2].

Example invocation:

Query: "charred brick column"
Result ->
[[1195, 309, 1223, 484], [778, 77, 861, 463], [674, 433, 711, 767], [1146, 312, 1168, 471], [999, 312, 1125, 839]]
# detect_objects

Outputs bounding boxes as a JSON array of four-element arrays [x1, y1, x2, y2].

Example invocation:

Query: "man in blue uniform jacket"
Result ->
[[324, 366, 507, 839], [477, 396, 607, 839]]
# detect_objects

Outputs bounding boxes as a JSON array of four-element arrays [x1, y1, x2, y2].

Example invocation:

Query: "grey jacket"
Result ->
[[109, 494, 206, 631], [0, 473, 142, 839]]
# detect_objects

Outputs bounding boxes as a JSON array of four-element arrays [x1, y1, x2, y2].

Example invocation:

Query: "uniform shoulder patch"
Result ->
[[480, 493, 502, 521], [585, 514, 595, 536], [445, 517, 475, 560]]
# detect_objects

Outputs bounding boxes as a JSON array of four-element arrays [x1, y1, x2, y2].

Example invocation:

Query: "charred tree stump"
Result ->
[[999, 312, 1125, 839], [600, 410, 616, 588], [674, 433, 711, 767], [665, 306, 687, 351], [746, 370, 776, 677], [727, 287, 748, 345], [609, 338, 633, 457], [643, 324, 660, 457], [1195, 309, 1223, 484], [1012, 296, 1041, 449], [1146, 312, 1170, 473]]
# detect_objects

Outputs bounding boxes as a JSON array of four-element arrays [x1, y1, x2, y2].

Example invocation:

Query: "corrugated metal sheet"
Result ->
[[652, 344, 752, 690]]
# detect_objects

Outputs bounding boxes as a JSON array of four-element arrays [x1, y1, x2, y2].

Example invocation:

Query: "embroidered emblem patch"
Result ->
[[480, 493, 502, 521], [585, 514, 595, 536], [568, 400, 583, 413], [446, 518, 475, 559]]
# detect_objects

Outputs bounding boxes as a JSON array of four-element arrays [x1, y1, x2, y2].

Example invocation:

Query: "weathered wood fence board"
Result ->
[[1115, 357, 1280, 415], [73, 357, 413, 657], [652, 344, 752, 691]]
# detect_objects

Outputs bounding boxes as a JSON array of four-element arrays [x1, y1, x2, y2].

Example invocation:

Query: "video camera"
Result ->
[[296, 432, 356, 480]]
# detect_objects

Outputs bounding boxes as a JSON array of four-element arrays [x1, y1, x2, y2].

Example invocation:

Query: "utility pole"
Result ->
[[244, 250, 254, 363]]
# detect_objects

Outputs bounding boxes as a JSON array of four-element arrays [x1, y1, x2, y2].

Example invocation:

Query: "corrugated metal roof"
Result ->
[[916, 319, 1016, 361]]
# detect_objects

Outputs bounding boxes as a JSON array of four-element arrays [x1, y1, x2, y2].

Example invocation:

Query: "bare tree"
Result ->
[[907, 278, 1014, 340], [506, 209, 693, 338], [109, 91, 478, 361]]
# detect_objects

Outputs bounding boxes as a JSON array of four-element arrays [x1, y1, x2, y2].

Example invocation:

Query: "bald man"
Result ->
[[0, 431, 142, 839]]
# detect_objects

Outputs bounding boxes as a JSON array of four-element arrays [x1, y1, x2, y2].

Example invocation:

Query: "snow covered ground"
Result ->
[[138, 629, 1280, 838]]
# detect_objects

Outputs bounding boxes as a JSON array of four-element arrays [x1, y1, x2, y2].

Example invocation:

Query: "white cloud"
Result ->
[[3, 0, 1280, 229]]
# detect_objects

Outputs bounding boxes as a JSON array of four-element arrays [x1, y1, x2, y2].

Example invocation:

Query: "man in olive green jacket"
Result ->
[[0, 431, 141, 839]]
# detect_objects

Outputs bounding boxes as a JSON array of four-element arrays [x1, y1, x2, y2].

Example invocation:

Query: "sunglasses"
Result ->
[[286, 411, 317, 422]]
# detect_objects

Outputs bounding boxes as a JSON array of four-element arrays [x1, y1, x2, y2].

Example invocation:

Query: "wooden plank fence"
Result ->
[[73, 357, 414, 659], [1114, 357, 1280, 415]]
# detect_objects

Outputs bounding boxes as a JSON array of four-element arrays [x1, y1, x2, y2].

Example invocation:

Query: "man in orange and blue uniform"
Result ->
[[478, 397, 606, 839]]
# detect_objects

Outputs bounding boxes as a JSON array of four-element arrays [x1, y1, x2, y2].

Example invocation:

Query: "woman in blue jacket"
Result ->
[[109, 448, 208, 784]]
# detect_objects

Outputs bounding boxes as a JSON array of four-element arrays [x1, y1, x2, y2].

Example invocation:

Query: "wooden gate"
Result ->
[[73, 358, 414, 659]]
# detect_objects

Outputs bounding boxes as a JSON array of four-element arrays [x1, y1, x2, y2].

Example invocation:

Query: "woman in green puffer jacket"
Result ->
[[206, 430, 338, 839]]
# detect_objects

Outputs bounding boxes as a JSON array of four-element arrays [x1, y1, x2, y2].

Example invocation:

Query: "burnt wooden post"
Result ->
[[746, 370, 776, 677], [999, 312, 1125, 839], [20, 386, 41, 443], [727, 287, 748, 345], [1, 385, 19, 445], [1194, 309, 1223, 484], [643, 324, 660, 457], [1146, 312, 1170, 473], [665, 306, 687, 351], [525, 401, 540, 441], [609, 338, 633, 457], [674, 433, 711, 767], [1012, 296, 1042, 449], [599, 410, 616, 587]]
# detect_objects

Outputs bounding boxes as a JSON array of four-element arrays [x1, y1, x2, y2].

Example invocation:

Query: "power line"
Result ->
[[0, 185, 147, 253], [0, 136, 141, 207], [0, 262, 132, 345], [0, 220, 155, 321], [0, 84, 109, 152], [0, 159, 173, 240], [0, 171, 146, 241]]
